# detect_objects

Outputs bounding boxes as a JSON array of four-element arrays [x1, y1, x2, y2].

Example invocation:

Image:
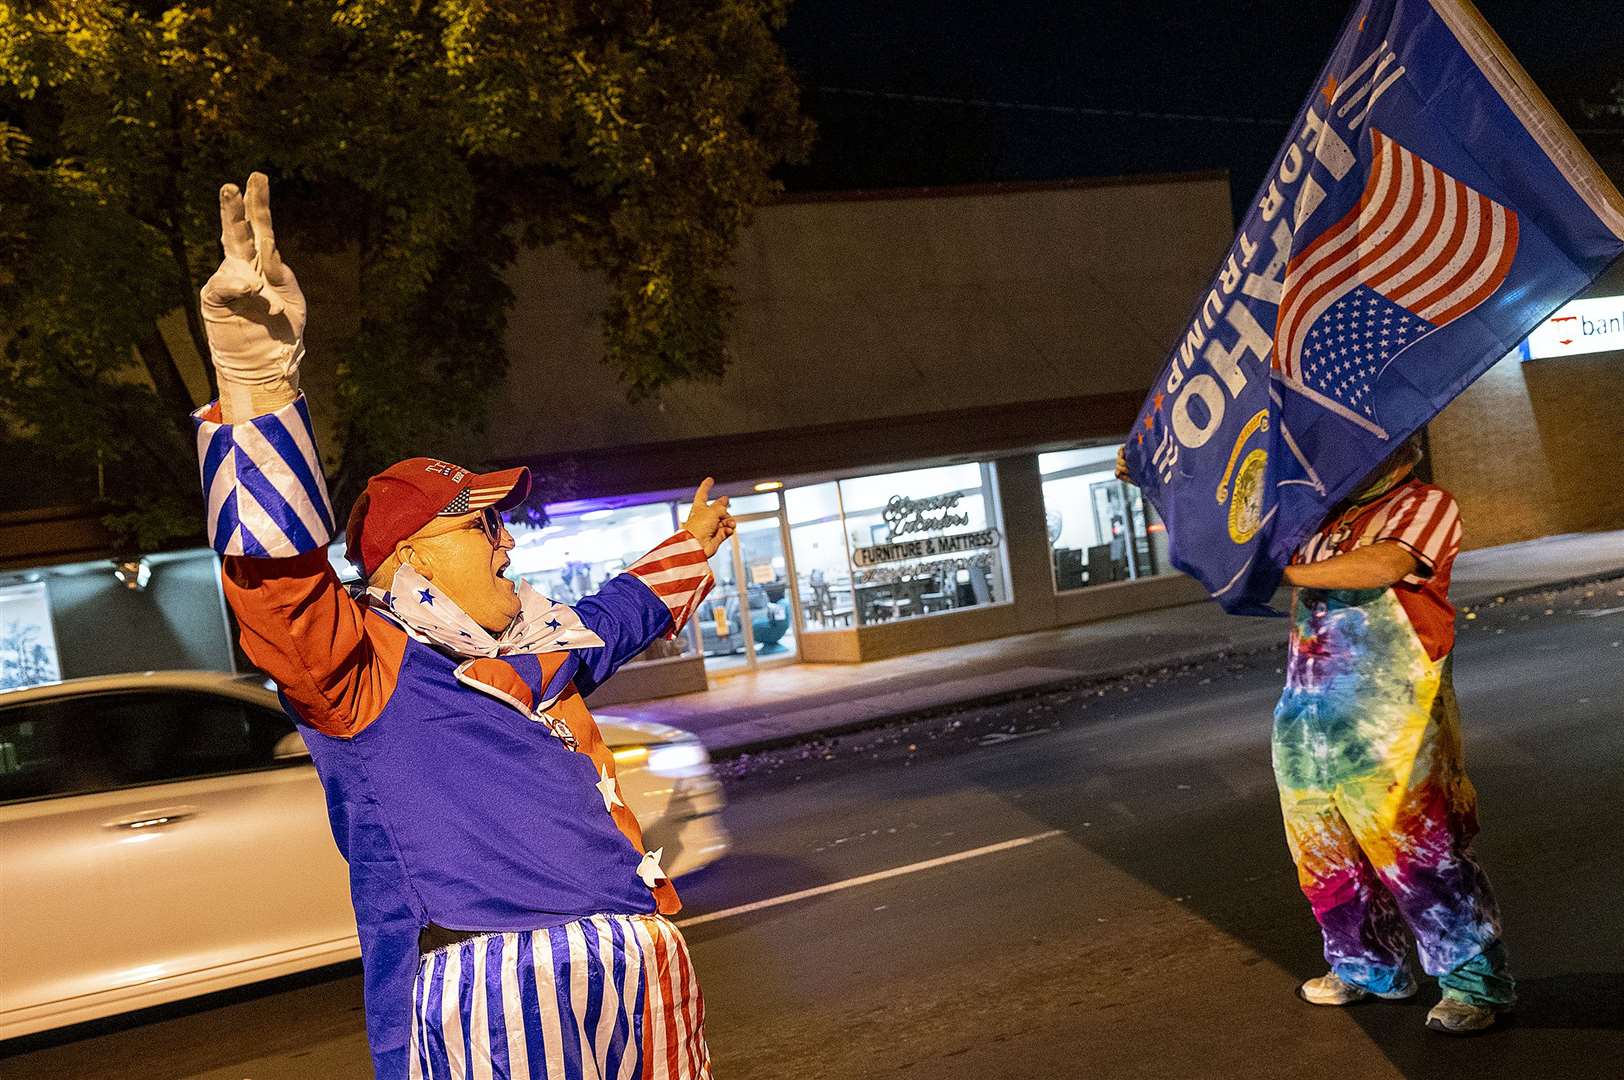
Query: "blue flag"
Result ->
[[1121, 0, 1624, 615]]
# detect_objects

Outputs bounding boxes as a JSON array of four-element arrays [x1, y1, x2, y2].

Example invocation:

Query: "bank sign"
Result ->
[[1120, 0, 1624, 616], [1516, 294, 1624, 361]]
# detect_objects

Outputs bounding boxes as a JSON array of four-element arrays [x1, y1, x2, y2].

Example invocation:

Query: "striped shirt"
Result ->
[[1293, 478, 1463, 659]]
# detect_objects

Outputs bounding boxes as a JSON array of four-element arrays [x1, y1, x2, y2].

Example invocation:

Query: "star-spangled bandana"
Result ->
[[368, 564, 605, 660]]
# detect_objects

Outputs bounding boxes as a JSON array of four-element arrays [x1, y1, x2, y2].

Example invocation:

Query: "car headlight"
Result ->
[[642, 741, 712, 779]]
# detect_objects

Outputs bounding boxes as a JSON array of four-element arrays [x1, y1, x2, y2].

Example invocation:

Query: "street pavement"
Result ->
[[614, 529, 1624, 755], [6, 576, 1621, 1079]]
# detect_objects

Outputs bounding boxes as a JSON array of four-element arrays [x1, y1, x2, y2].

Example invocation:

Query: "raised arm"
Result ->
[[195, 173, 400, 737], [569, 480, 734, 695]]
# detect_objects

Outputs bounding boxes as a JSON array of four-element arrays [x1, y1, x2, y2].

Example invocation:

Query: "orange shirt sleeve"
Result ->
[[222, 550, 405, 739]]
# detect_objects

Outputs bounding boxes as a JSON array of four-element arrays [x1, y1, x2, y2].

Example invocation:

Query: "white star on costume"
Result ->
[[636, 848, 666, 889], [597, 765, 625, 815]]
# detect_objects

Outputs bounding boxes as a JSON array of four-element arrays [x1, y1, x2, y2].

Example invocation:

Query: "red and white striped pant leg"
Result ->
[[630, 915, 714, 1080]]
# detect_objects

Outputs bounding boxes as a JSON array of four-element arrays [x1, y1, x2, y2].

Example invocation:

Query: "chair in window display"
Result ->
[[954, 565, 993, 607], [749, 585, 791, 652], [854, 582, 898, 623], [804, 570, 830, 624], [699, 593, 741, 655], [892, 575, 935, 618], [1054, 547, 1086, 590], [1086, 544, 1113, 585], [699, 585, 790, 655]]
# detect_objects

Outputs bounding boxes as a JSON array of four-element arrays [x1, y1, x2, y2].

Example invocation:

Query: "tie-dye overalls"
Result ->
[[1271, 479, 1514, 1007]]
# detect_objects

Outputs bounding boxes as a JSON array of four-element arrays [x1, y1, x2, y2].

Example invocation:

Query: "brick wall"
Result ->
[[1430, 347, 1624, 549]]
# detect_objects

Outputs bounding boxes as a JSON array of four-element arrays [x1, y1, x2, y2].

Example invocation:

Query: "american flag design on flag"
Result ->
[[626, 534, 715, 640], [1274, 129, 1519, 436], [410, 914, 713, 1080], [193, 394, 336, 558]]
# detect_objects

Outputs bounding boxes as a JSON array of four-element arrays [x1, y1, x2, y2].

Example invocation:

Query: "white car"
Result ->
[[0, 670, 728, 1041]]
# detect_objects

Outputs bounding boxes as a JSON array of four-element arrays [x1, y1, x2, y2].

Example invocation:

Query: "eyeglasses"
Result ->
[[421, 506, 508, 547], [472, 507, 506, 546]]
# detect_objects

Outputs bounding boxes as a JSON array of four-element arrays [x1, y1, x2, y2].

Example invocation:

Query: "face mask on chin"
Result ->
[[372, 562, 606, 659], [395, 528, 520, 633]]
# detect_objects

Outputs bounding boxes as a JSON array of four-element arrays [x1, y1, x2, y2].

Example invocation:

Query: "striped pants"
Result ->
[[410, 913, 713, 1080]]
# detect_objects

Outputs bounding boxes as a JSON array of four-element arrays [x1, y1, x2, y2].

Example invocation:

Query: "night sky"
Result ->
[[777, 0, 1624, 220]]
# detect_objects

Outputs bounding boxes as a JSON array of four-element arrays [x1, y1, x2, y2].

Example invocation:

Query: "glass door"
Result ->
[[699, 539, 748, 673], [734, 515, 798, 666], [700, 509, 800, 674]]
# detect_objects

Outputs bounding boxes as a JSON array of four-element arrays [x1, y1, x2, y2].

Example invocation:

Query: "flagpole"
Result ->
[[1430, 0, 1624, 238]]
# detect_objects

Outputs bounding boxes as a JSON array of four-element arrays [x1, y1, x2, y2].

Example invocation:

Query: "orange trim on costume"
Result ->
[[454, 658, 537, 713], [223, 551, 407, 739]]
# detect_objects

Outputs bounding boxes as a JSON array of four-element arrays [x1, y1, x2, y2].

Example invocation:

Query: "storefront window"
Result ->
[[837, 463, 1010, 626], [1039, 447, 1171, 592], [787, 483, 854, 630], [505, 503, 697, 662], [0, 582, 62, 691]]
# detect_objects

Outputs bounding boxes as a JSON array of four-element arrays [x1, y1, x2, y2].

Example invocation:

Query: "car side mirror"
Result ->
[[272, 731, 312, 762]]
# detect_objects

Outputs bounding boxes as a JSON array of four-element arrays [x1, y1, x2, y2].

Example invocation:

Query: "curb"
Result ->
[[705, 566, 1624, 761], [707, 637, 1281, 760]]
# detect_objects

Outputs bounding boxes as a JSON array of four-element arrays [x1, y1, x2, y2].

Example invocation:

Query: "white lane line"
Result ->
[[676, 829, 1067, 929]]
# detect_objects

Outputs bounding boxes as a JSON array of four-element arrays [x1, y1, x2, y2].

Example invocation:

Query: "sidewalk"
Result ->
[[604, 530, 1624, 757]]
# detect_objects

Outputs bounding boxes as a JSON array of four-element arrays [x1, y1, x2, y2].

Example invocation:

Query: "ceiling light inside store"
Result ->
[[753, 481, 784, 492]]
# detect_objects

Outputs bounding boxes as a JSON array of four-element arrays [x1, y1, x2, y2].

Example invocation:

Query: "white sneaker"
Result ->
[[1297, 971, 1417, 1006], [1425, 997, 1503, 1035]]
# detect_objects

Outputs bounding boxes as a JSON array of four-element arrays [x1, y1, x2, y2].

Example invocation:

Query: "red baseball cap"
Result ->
[[345, 457, 531, 578]]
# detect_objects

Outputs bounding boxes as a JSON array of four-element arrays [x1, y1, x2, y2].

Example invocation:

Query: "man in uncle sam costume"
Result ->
[[193, 172, 734, 1079], [1119, 0, 1624, 1039]]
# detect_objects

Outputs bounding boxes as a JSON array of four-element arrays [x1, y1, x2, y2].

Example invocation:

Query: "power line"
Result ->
[[811, 84, 1624, 136], [812, 86, 1294, 127]]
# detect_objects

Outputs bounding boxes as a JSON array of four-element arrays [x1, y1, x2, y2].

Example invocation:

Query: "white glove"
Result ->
[[199, 173, 306, 420]]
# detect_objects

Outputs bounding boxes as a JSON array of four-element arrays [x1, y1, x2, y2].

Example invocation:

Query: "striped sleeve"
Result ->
[[625, 531, 716, 640], [192, 395, 335, 558], [1374, 485, 1461, 585]]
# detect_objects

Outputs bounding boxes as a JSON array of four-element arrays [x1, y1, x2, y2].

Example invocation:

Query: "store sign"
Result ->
[[883, 493, 970, 541], [1518, 294, 1624, 361], [853, 528, 1002, 569]]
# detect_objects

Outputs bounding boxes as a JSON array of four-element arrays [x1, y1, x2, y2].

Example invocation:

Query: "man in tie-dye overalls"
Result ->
[[1273, 436, 1514, 1034]]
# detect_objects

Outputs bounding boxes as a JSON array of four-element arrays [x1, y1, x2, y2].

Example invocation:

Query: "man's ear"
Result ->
[[397, 542, 433, 581]]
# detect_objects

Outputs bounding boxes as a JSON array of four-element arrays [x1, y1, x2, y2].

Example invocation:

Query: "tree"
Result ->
[[0, 0, 812, 550]]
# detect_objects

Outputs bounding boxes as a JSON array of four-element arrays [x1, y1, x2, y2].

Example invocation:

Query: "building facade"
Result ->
[[4, 174, 1621, 703]]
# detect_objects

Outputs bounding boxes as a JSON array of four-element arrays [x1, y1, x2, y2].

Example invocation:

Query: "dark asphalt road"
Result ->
[[7, 580, 1623, 1079]]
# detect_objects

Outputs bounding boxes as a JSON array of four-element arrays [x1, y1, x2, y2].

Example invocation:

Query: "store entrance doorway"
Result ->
[[700, 510, 801, 675]]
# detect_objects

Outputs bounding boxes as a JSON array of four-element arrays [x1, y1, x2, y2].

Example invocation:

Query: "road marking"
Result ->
[[676, 829, 1067, 928], [1575, 605, 1624, 618]]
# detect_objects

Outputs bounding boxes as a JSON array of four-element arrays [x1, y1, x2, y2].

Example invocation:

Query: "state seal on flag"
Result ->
[[1227, 449, 1269, 545]]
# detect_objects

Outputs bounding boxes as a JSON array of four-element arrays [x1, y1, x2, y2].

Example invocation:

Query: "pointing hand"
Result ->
[[682, 478, 737, 557]]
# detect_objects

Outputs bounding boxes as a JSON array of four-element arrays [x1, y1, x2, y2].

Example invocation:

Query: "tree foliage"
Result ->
[[0, 0, 811, 551]]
